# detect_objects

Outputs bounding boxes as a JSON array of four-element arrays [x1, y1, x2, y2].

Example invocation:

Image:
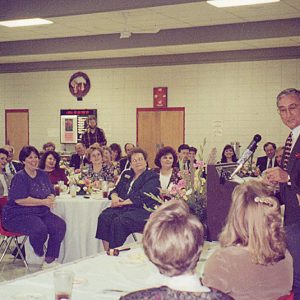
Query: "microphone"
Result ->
[[230, 134, 262, 179]]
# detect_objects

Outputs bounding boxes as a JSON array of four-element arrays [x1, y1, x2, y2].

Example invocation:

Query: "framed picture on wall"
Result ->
[[60, 109, 97, 143], [61, 115, 77, 143], [153, 87, 168, 108]]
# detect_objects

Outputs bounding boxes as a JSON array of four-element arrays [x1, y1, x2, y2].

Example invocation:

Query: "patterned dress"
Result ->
[[85, 164, 114, 183]]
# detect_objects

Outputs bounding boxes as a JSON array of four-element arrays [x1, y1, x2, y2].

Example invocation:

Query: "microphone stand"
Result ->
[[230, 144, 258, 180], [248, 144, 257, 177], [248, 152, 254, 176]]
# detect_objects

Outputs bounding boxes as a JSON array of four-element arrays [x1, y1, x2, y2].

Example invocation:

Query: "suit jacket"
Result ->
[[5, 161, 23, 175], [120, 285, 233, 300], [69, 154, 89, 170], [0, 173, 12, 196], [256, 156, 278, 173], [109, 169, 160, 209], [119, 157, 130, 172], [280, 135, 300, 226], [152, 167, 180, 189]]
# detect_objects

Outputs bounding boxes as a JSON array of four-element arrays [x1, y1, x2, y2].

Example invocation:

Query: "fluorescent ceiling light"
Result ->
[[0, 18, 53, 27], [207, 0, 280, 8]]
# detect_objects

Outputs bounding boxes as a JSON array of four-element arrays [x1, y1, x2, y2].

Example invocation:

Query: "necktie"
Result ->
[[283, 132, 293, 170], [267, 159, 272, 169], [9, 163, 15, 175]]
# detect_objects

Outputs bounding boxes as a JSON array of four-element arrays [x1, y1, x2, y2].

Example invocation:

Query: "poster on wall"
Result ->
[[60, 109, 97, 143], [61, 115, 77, 143]]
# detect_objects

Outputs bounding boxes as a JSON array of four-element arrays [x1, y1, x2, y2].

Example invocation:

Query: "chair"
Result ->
[[278, 291, 294, 300], [0, 197, 29, 270]]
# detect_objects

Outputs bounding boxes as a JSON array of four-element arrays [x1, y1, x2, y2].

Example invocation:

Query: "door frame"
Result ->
[[136, 107, 185, 146], [5, 109, 29, 144]]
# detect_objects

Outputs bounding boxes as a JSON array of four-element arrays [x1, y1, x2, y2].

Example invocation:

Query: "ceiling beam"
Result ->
[[0, 0, 203, 20], [1, 46, 300, 73], [1, 18, 300, 57]]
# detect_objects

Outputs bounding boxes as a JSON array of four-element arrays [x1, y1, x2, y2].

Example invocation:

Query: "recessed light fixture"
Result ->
[[0, 18, 53, 27], [207, 0, 280, 8]]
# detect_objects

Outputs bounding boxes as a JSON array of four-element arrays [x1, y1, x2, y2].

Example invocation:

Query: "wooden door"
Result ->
[[137, 108, 185, 168], [5, 109, 29, 159]]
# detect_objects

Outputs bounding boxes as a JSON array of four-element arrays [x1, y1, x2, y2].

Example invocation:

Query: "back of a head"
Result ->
[[220, 179, 286, 265], [143, 200, 204, 277]]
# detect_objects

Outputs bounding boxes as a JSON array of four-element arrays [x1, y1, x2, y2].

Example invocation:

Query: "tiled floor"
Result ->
[[0, 254, 40, 283]]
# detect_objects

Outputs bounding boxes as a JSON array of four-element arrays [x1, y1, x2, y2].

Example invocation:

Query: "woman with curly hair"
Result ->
[[202, 180, 293, 300], [153, 146, 180, 195], [39, 150, 68, 185]]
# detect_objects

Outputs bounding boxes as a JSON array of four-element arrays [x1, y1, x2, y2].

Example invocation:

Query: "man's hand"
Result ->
[[264, 167, 289, 184]]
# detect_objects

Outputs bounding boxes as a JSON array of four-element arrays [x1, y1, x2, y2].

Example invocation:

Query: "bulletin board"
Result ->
[[60, 109, 97, 143]]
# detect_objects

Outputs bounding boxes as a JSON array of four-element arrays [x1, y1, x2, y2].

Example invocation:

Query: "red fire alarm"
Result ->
[[153, 87, 168, 108]]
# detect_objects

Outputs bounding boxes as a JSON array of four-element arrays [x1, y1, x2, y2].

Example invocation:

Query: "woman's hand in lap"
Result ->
[[43, 194, 55, 208], [111, 194, 125, 207]]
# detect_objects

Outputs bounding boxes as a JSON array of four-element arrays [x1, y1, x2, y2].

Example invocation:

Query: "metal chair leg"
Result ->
[[0, 237, 13, 263], [13, 237, 29, 270]]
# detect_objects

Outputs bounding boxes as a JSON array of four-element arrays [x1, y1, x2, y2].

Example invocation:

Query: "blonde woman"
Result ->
[[85, 144, 114, 183], [202, 180, 293, 300]]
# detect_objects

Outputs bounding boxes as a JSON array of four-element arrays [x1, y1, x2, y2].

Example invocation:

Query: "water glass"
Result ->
[[54, 270, 74, 300]]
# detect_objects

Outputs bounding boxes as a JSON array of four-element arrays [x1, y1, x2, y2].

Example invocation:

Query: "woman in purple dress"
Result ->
[[2, 146, 66, 267]]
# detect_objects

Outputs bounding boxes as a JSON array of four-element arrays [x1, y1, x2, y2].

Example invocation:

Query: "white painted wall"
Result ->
[[1, 58, 299, 161]]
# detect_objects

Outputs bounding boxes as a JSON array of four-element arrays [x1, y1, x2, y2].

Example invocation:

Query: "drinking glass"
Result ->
[[54, 270, 74, 300]]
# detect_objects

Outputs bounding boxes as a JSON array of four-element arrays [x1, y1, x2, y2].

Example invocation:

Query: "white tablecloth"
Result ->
[[25, 195, 111, 264], [0, 242, 219, 300]]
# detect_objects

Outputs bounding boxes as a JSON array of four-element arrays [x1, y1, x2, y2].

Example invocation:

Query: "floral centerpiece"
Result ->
[[145, 139, 207, 227], [65, 165, 104, 195], [238, 160, 260, 177]]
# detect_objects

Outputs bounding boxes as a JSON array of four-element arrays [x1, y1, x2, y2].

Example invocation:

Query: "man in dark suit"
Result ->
[[265, 88, 300, 299], [69, 142, 89, 170], [256, 142, 278, 173], [3, 145, 23, 175], [175, 144, 190, 170], [119, 143, 135, 172]]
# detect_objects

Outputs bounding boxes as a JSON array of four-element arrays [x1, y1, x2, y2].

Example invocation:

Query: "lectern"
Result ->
[[207, 164, 239, 241]]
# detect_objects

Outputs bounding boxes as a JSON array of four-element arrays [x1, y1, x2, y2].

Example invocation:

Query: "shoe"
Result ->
[[42, 260, 61, 269]]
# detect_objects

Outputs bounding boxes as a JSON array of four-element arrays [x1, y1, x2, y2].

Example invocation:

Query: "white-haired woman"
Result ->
[[121, 200, 233, 300]]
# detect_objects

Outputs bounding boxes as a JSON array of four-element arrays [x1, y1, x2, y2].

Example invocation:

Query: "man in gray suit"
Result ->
[[265, 88, 300, 299]]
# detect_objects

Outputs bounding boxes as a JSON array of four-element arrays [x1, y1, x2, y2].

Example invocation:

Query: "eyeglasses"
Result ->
[[277, 103, 300, 116], [131, 157, 145, 163]]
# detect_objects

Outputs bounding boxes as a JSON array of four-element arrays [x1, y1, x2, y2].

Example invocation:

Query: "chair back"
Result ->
[[0, 196, 8, 212]]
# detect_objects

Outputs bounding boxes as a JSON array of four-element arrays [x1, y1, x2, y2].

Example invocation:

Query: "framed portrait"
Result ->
[[60, 115, 77, 143]]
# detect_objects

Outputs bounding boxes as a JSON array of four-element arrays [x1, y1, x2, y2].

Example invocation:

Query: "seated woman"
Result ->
[[2, 146, 66, 267], [0, 148, 12, 197], [121, 200, 233, 300], [96, 147, 160, 251], [102, 146, 120, 183], [219, 145, 238, 163], [109, 143, 122, 163], [85, 144, 114, 184], [39, 150, 68, 185], [152, 146, 180, 196], [202, 180, 293, 300]]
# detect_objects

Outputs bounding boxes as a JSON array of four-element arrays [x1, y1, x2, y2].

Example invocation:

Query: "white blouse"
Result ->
[[167, 274, 211, 293], [159, 172, 172, 190]]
